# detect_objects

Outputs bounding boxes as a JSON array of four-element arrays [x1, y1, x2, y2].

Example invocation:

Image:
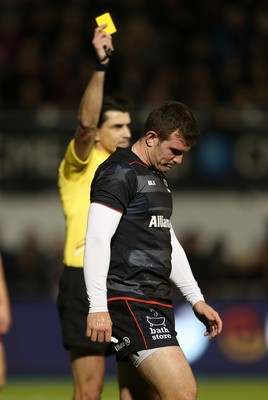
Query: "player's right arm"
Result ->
[[84, 203, 122, 343], [74, 25, 114, 161]]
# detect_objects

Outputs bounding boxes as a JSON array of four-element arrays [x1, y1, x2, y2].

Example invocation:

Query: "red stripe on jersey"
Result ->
[[91, 202, 123, 214], [108, 297, 173, 308], [129, 161, 148, 168]]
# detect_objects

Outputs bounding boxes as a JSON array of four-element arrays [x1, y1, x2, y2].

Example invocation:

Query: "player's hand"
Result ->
[[193, 301, 222, 339], [92, 25, 114, 63], [86, 311, 112, 343]]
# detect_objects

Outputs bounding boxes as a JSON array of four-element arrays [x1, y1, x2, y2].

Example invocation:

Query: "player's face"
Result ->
[[96, 111, 131, 154], [151, 130, 191, 172]]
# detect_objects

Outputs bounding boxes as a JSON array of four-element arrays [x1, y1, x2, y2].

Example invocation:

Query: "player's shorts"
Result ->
[[57, 266, 114, 354], [108, 298, 179, 361]]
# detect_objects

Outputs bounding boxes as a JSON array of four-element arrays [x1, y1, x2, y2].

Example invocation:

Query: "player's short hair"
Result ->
[[143, 100, 200, 146], [98, 96, 130, 128]]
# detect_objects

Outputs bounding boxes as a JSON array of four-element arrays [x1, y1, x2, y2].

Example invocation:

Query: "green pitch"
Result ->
[[1, 378, 117, 400], [1, 376, 268, 400]]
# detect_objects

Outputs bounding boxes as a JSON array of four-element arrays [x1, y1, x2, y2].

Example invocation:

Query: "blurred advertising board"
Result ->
[[5, 299, 268, 376]]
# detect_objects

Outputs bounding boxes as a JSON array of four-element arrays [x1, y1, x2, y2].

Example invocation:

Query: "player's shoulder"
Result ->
[[107, 147, 133, 163], [94, 148, 139, 191], [99, 147, 134, 172]]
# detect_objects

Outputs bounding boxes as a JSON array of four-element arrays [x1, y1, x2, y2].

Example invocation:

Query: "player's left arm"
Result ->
[[170, 225, 222, 338], [170, 225, 204, 306], [192, 300, 222, 339]]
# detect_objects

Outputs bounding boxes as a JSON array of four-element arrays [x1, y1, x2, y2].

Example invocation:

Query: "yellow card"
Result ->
[[95, 12, 117, 34]]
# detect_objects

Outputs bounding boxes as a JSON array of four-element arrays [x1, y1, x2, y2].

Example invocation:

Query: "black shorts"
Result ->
[[108, 298, 179, 361], [57, 266, 114, 354]]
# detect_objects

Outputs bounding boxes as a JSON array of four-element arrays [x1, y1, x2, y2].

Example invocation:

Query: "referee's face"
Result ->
[[96, 111, 131, 154], [151, 130, 191, 172]]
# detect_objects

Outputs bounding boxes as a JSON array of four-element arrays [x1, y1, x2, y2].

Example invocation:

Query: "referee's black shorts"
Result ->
[[57, 266, 114, 354], [108, 297, 179, 361]]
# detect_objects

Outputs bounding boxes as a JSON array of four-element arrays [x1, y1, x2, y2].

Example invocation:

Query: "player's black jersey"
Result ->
[[90, 147, 174, 303]]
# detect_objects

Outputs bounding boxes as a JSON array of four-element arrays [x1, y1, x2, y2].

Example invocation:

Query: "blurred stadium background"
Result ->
[[0, 0, 268, 398]]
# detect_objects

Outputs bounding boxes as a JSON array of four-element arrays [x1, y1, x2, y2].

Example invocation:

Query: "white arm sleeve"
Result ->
[[170, 225, 204, 307], [83, 202, 122, 313]]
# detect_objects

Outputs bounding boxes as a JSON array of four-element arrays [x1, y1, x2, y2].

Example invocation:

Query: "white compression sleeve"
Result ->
[[83, 203, 122, 313], [170, 225, 205, 307]]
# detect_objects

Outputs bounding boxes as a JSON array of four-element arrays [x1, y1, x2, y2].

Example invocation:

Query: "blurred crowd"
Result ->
[[1, 0, 268, 110], [1, 232, 64, 300], [180, 225, 268, 299], [1, 225, 267, 301]]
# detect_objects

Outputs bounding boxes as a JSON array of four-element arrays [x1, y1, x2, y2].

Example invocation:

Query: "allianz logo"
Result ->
[[149, 215, 171, 228]]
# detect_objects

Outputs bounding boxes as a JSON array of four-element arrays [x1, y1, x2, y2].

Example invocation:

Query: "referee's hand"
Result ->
[[86, 311, 113, 343]]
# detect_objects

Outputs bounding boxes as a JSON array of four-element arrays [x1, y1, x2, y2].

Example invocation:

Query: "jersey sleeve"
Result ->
[[59, 139, 92, 181], [91, 161, 137, 213], [170, 225, 204, 307], [84, 203, 122, 312]]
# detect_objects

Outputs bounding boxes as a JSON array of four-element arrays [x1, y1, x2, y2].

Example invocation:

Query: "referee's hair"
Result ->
[[98, 96, 130, 128]]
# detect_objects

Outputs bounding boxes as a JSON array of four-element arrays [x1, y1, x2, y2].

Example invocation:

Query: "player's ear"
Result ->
[[145, 131, 158, 147]]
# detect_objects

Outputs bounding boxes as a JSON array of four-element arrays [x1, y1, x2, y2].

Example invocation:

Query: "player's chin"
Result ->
[[162, 164, 173, 172]]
